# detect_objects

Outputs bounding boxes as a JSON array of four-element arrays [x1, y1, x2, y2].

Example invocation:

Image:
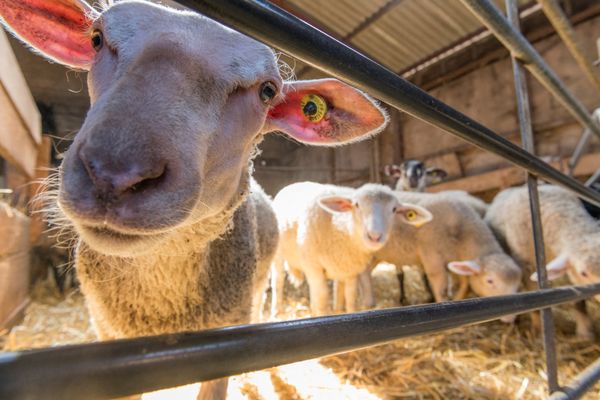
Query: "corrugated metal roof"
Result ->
[[283, 0, 530, 75]]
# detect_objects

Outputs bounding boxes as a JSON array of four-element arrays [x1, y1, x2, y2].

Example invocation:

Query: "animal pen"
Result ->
[[2, 0, 600, 399]]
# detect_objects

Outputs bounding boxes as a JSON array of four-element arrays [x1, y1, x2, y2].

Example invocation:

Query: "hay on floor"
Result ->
[[2, 264, 600, 399]]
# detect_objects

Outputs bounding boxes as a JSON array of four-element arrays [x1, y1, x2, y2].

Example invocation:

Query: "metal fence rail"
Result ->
[[2, 284, 600, 400], [3, 1, 600, 399], [506, 0, 559, 391]]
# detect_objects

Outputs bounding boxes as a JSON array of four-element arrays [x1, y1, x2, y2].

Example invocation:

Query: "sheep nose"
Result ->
[[367, 231, 382, 243], [80, 150, 166, 202]]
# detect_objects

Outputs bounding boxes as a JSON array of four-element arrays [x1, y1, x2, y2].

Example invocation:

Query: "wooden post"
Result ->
[[29, 135, 53, 244]]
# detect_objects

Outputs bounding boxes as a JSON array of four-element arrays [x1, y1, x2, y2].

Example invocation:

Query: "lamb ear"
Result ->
[[425, 167, 448, 184], [395, 203, 432, 227], [0, 0, 98, 69], [318, 196, 354, 214], [383, 165, 402, 178], [265, 78, 388, 145], [530, 253, 570, 281], [448, 260, 482, 276]]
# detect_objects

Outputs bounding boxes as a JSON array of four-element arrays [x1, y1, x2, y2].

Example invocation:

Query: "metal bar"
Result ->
[[568, 128, 592, 176], [174, 0, 600, 208], [569, 109, 600, 175], [460, 0, 600, 142], [2, 284, 600, 400], [548, 358, 600, 400], [507, 0, 559, 393], [585, 168, 600, 186], [538, 0, 600, 93]]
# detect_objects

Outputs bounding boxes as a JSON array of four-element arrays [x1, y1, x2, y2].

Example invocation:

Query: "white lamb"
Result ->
[[359, 190, 490, 307], [486, 184, 600, 339], [270, 182, 432, 316], [359, 192, 520, 321], [0, 1, 389, 398]]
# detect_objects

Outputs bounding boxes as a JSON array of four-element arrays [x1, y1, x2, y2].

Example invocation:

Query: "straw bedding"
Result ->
[[2, 264, 599, 399]]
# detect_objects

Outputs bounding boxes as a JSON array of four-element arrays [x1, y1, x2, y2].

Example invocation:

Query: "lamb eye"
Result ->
[[259, 81, 277, 103], [91, 30, 103, 52], [405, 210, 417, 220]]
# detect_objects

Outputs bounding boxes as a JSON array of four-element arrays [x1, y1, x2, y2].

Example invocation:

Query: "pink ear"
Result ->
[[318, 196, 354, 214], [448, 260, 481, 276], [0, 0, 98, 69], [266, 79, 388, 145], [531, 253, 570, 281], [383, 165, 402, 178]]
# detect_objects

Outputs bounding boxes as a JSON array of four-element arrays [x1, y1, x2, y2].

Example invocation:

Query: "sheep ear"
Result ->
[[0, 0, 98, 69], [395, 203, 432, 227], [318, 196, 354, 214], [425, 167, 448, 184], [265, 78, 388, 145], [383, 165, 402, 178], [448, 260, 481, 276], [531, 253, 570, 281]]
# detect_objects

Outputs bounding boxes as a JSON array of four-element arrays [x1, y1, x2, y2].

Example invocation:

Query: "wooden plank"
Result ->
[[0, 29, 41, 144], [0, 202, 30, 257], [0, 251, 30, 330], [0, 84, 38, 177], [29, 136, 53, 244], [427, 151, 600, 193]]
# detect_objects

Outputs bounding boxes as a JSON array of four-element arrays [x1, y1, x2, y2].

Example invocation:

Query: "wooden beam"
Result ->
[[28, 135, 53, 244], [0, 29, 41, 145], [0, 84, 38, 178], [427, 151, 600, 193]]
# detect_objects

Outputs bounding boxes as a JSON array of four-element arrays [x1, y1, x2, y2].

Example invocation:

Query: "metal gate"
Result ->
[[2, 0, 600, 398]]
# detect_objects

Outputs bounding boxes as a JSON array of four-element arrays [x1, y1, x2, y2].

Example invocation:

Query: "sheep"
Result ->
[[359, 190, 490, 308], [384, 159, 448, 192], [0, 1, 389, 398], [486, 184, 600, 339], [361, 192, 520, 320], [270, 182, 432, 316]]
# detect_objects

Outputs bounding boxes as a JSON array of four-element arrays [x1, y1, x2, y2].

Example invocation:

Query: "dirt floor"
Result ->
[[2, 264, 600, 400]]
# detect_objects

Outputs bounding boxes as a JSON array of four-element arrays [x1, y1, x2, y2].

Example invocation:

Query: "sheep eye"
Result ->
[[259, 81, 277, 103], [354, 202, 359, 209], [91, 30, 103, 52], [392, 207, 397, 213], [405, 210, 417, 220]]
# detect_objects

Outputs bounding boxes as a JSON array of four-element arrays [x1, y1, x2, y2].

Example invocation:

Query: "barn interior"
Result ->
[[1, 0, 600, 399]]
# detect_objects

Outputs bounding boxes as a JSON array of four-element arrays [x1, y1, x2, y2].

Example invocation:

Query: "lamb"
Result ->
[[384, 159, 448, 192], [486, 184, 600, 339], [359, 190, 490, 307], [361, 192, 521, 320], [0, 1, 389, 398], [270, 182, 432, 316]]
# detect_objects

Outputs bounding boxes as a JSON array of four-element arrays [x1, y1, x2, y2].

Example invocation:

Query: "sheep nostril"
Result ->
[[581, 270, 589, 278], [367, 232, 382, 242]]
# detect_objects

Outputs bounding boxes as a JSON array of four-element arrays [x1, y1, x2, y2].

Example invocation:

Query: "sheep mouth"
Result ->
[[84, 226, 145, 242]]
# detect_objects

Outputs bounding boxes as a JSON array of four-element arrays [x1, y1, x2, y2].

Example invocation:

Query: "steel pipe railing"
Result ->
[[2, 283, 600, 400], [173, 0, 600, 207], [461, 0, 600, 142], [548, 358, 600, 400], [569, 108, 600, 177], [507, 0, 559, 392], [568, 128, 592, 176]]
